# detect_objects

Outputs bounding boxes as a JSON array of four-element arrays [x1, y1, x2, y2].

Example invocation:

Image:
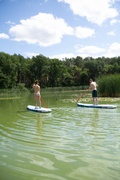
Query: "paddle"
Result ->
[[41, 98, 48, 108], [76, 89, 89, 102]]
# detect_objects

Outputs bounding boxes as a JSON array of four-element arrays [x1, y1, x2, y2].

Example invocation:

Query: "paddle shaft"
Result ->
[[76, 89, 89, 102], [41, 98, 48, 108]]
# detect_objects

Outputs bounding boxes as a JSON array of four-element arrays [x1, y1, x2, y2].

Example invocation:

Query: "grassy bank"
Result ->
[[0, 83, 29, 98], [42, 86, 88, 92]]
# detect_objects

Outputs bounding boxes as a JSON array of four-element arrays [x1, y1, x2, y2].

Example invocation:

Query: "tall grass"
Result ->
[[0, 83, 29, 97], [42, 86, 88, 92], [98, 74, 120, 97]]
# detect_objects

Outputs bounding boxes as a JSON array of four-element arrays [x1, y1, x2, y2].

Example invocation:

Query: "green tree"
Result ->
[[48, 59, 64, 87]]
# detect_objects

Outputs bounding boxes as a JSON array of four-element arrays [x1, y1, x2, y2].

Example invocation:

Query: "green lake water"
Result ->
[[0, 91, 120, 180]]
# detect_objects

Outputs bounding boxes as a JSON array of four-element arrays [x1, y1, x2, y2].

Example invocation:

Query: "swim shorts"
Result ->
[[92, 90, 97, 97]]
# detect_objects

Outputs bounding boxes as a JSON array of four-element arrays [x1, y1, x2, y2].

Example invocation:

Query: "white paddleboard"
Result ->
[[27, 105, 52, 113], [77, 103, 117, 109]]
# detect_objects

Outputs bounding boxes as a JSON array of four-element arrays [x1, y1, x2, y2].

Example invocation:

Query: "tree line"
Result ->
[[0, 52, 120, 89]]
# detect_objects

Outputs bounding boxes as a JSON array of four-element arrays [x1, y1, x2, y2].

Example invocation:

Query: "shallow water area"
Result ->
[[0, 91, 120, 180]]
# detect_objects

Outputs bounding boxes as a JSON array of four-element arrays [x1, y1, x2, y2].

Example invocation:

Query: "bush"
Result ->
[[98, 74, 120, 97], [16, 83, 29, 93]]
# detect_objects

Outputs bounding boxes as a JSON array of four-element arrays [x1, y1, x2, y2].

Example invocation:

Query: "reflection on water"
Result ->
[[0, 92, 120, 180]]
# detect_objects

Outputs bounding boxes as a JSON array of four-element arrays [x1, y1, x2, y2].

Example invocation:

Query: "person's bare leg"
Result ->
[[96, 98, 98, 105], [34, 95, 37, 108], [93, 98, 95, 105], [37, 96, 41, 108]]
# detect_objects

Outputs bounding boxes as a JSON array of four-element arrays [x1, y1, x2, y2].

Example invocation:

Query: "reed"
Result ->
[[98, 74, 120, 97], [42, 86, 88, 92], [0, 83, 29, 96]]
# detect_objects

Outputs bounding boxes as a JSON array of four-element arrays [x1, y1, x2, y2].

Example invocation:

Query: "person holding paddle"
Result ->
[[33, 80, 41, 108], [89, 78, 98, 105]]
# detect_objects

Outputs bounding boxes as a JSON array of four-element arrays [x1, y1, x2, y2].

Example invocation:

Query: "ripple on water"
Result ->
[[0, 106, 120, 180]]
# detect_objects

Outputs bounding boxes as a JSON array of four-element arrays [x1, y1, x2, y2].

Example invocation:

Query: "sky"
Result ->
[[0, 0, 120, 60]]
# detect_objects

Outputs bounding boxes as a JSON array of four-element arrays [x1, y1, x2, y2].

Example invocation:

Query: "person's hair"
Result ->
[[35, 80, 39, 84], [89, 78, 93, 82]]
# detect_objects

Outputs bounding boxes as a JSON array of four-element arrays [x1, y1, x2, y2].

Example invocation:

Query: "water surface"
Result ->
[[0, 91, 120, 180]]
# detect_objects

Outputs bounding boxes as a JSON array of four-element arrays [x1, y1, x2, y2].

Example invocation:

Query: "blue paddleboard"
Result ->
[[77, 103, 117, 109]]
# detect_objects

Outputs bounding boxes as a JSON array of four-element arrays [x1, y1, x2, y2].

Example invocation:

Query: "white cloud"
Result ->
[[0, 33, 9, 39], [75, 43, 120, 58], [6, 20, 15, 25], [106, 42, 120, 57], [50, 53, 75, 60], [57, 0, 118, 25], [26, 42, 120, 59], [76, 45, 105, 54], [110, 19, 118, 25], [9, 13, 73, 47], [25, 52, 39, 58], [107, 31, 115, 36], [74, 26, 95, 38]]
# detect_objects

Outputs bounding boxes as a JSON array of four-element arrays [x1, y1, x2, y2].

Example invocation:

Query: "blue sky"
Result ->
[[0, 0, 120, 59]]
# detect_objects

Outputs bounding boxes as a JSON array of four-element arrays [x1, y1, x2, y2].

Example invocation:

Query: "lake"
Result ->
[[0, 90, 120, 180]]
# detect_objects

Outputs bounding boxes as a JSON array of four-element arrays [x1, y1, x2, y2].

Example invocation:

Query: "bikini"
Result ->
[[34, 92, 40, 96]]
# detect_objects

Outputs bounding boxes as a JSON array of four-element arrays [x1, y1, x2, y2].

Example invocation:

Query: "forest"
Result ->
[[0, 51, 120, 89]]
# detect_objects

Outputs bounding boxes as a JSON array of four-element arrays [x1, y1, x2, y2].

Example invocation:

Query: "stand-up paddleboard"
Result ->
[[27, 105, 52, 113], [77, 103, 117, 109]]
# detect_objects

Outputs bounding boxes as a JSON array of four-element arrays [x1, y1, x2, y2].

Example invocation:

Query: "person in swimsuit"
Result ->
[[33, 80, 41, 108], [89, 78, 98, 105]]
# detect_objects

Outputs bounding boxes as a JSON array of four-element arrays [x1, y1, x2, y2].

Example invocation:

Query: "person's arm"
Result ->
[[89, 83, 92, 90], [33, 84, 35, 90]]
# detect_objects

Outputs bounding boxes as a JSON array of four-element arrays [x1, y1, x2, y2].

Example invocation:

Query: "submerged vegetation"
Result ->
[[0, 52, 120, 97]]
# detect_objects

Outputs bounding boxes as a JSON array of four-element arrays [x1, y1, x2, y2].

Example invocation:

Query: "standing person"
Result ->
[[89, 78, 98, 105], [33, 80, 41, 108]]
